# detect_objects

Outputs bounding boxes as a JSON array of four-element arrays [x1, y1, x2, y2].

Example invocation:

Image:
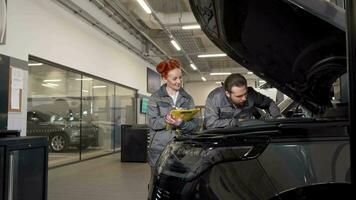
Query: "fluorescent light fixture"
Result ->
[[247, 71, 253, 75], [190, 63, 197, 70], [46, 83, 58, 86], [215, 81, 223, 84], [41, 84, 53, 88], [43, 79, 61, 82], [182, 24, 201, 30], [170, 40, 181, 51], [137, 0, 152, 14], [82, 90, 89, 93], [209, 72, 232, 76], [41, 83, 58, 88], [198, 53, 227, 58], [201, 76, 207, 81], [29, 63, 43, 66], [75, 78, 93, 81], [93, 85, 107, 88]]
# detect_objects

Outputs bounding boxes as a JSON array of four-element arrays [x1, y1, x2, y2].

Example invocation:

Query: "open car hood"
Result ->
[[189, 0, 346, 113]]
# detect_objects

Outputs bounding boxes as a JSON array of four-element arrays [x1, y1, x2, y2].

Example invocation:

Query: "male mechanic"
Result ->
[[204, 73, 281, 129]]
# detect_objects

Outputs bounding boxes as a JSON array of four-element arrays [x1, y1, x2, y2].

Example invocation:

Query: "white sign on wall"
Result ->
[[0, 0, 6, 44]]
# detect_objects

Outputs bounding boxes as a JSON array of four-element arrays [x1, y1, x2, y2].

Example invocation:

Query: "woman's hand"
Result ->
[[165, 113, 183, 126]]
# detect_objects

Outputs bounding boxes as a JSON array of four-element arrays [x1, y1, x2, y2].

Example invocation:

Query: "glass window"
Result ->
[[114, 86, 136, 150], [28, 62, 81, 167], [27, 58, 137, 167], [81, 76, 115, 159]]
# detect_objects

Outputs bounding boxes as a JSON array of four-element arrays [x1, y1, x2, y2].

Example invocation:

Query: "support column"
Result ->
[[345, 0, 356, 184]]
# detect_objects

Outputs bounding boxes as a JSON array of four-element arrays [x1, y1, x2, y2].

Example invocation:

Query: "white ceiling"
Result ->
[[51, 0, 262, 84], [109, 0, 260, 83]]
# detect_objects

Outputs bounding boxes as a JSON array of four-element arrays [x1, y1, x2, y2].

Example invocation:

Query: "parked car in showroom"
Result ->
[[148, 0, 351, 199], [27, 110, 99, 152]]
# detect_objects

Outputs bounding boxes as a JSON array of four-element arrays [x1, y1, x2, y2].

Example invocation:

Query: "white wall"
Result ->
[[0, 0, 159, 133], [184, 79, 257, 106], [0, 0, 154, 96], [7, 65, 28, 136], [184, 81, 221, 106]]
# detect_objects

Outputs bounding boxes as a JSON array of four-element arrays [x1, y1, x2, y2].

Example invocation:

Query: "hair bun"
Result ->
[[156, 59, 181, 78], [156, 61, 168, 74]]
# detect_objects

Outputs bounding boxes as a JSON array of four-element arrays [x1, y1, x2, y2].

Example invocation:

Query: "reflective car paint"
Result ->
[[148, 120, 350, 199]]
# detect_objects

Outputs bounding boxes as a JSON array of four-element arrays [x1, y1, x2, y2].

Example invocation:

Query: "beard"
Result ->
[[228, 97, 246, 108], [236, 102, 246, 108]]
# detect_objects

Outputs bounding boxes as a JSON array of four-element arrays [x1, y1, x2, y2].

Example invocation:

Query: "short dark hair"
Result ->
[[224, 73, 247, 92]]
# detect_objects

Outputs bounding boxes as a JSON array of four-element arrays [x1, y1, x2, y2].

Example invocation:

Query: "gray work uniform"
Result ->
[[147, 84, 199, 167], [204, 86, 280, 129]]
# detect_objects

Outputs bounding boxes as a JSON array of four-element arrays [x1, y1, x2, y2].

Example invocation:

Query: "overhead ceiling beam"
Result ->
[[93, 0, 170, 60], [141, 1, 202, 75], [55, 0, 159, 63]]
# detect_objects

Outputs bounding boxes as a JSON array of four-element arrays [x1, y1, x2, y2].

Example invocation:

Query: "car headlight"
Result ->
[[156, 136, 268, 181]]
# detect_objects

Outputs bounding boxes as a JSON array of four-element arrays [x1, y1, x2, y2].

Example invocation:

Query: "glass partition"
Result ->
[[114, 86, 136, 151], [81, 76, 115, 159], [28, 63, 81, 167], [27, 58, 137, 167]]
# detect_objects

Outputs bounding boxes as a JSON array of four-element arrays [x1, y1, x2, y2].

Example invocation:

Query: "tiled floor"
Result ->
[[48, 153, 151, 200]]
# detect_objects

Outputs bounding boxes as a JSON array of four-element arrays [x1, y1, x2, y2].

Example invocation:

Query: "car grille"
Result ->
[[152, 186, 171, 200]]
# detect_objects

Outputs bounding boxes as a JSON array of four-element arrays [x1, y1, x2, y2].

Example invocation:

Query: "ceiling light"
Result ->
[[137, 0, 152, 14], [43, 79, 61, 82], [201, 76, 207, 81], [247, 71, 253, 75], [182, 24, 201, 30], [41, 84, 54, 88], [198, 53, 227, 58], [29, 63, 43, 66], [41, 83, 58, 88], [82, 90, 89, 93], [215, 81, 223, 84], [45, 83, 58, 86], [93, 85, 107, 88], [190, 63, 197, 70], [170, 40, 181, 51], [210, 72, 231, 76], [75, 78, 93, 81]]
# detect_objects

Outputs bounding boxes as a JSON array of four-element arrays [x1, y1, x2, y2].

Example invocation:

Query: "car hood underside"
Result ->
[[189, 0, 347, 113]]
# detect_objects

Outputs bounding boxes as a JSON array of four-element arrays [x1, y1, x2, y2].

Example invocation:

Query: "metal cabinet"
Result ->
[[0, 136, 48, 200], [121, 124, 148, 162]]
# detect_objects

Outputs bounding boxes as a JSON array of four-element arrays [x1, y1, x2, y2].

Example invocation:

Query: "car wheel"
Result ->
[[50, 133, 68, 152]]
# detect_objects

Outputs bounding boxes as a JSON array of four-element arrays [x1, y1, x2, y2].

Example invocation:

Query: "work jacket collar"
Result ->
[[156, 84, 190, 99]]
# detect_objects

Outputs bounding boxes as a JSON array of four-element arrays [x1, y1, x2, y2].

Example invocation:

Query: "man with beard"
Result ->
[[204, 73, 281, 129]]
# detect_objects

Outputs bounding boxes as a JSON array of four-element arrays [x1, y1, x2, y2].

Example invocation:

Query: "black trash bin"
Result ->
[[121, 124, 148, 162]]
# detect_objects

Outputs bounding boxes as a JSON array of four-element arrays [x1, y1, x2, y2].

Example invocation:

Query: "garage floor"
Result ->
[[48, 153, 151, 200]]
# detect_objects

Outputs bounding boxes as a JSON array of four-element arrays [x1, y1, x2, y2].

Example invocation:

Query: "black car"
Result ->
[[27, 110, 99, 152], [148, 0, 351, 199]]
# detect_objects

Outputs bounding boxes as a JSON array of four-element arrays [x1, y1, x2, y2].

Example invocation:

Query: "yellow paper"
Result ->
[[170, 108, 200, 121]]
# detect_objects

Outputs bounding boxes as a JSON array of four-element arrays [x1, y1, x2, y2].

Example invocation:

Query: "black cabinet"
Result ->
[[0, 136, 48, 200], [121, 124, 148, 162]]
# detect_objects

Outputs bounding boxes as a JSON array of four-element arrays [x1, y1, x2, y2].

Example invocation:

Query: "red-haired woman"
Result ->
[[147, 59, 199, 167]]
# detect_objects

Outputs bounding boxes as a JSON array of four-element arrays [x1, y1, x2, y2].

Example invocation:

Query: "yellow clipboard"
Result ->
[[170, 108, 200, 121]]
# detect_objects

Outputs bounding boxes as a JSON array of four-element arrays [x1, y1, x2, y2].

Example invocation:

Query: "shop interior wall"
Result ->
[[184, 80, 257, 106], [0, 0, 154, 96], [0, 0, 156, 131], [7, 57, 28, 135]]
